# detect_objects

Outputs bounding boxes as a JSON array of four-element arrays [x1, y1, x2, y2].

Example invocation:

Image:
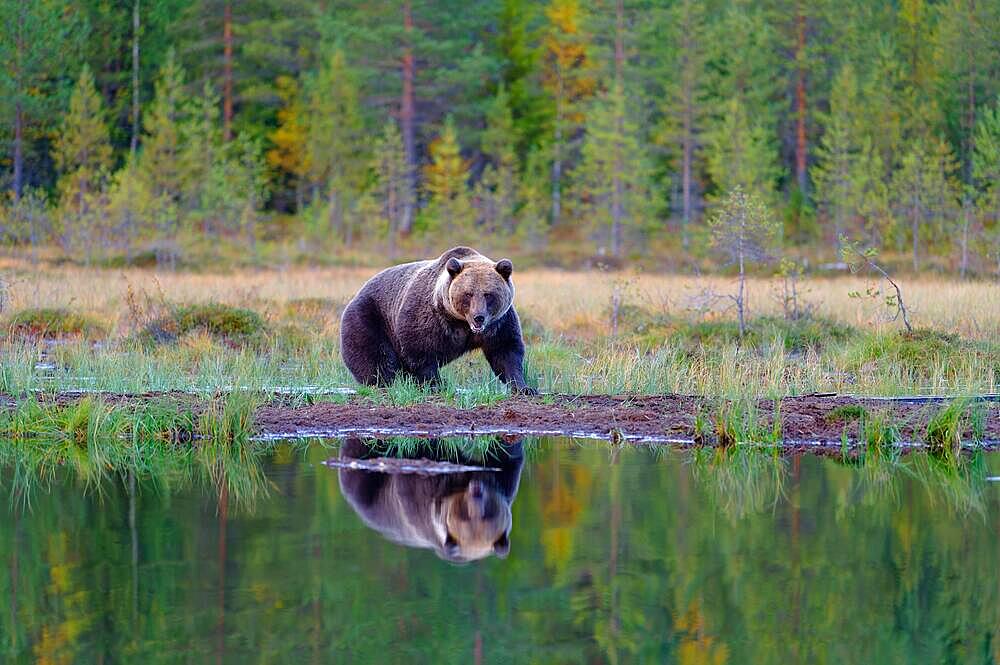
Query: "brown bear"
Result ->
[[337, 436, 525, 563], [340, 246, 534, 393]]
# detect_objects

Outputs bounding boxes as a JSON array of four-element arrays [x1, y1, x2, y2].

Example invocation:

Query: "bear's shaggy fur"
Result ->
[[340, 246, 533, 392], [338, 437, 524, 563]]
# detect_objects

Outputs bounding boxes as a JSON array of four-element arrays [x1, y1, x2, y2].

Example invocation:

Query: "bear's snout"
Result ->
[[468, 299, 489, 332]]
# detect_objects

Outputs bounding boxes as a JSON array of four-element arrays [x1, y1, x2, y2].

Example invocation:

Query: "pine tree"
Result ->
[[370, 120, 413, 251], [936, 0, 1000, 186], [708, 186, 778, 336], [496, 0, 549, 161], [0, 0, 84, 200], [812, 65, 865, 249], [267, 75, 309, 211], [896, 0, 941, 139], [54, 65, 113, 216], [424, 116, 473, 237], [475, 85, 519, 235], [139, 50, 186, 207], [973, 98, 1000, 274], [575, 85, 650, 257], [516, 147, 551, 248], [202, 133, 267, 247], [707, 3, 782, 141], [891, 138, 960, 271], [853, 138, 893, 246], [303, 50, 366, 243], [541, 0, 597, 225], [178, 81, 222, 229], [705, 97, 781, 204], [53, 65, 113, 259], [650, 0, 710, 247], [174, 0, 240, 141], [860, 41, 906, 178]]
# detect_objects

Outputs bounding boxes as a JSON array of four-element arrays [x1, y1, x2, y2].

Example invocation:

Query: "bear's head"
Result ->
[[440, 257, 515, 333], [435, 477, 512, 562]]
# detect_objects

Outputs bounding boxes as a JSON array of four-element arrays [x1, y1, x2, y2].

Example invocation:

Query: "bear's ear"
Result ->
[[446, 257, 463, 277], [493, 532, 510, 558], [495, 259, 513, 280]]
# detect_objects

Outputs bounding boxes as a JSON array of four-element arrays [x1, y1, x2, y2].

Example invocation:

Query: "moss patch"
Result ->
[[844, 328, 998, 377], [142, 303, 266, 346], [629, 311, 855, 353], [6, 307, 105, 339]]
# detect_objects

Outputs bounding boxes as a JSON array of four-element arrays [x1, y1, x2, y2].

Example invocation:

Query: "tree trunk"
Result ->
[[12, 4, 25, 201], [610, 0, 625, 258], [129, 471, 139, 622], [963, 0, 976, 186], [327, 186, 340, 238], [222, 0, 233, 142], [737, 244, 746, 337], [681, 84, 693, 249], [399, 0, 417, 234], [959, 197, 970, 278], [9, 490, 19, 653], [131, 0, 141, 157], [794, 2, 808, 194], [216, 485, 228, 665], [13, 102, 23, 202], [551, 116, 562, 225]]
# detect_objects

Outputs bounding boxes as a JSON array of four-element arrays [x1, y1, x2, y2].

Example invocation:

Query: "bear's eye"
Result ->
[[484, 293, 495, 306]]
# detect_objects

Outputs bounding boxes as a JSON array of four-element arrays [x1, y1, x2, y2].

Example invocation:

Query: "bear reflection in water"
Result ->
[[337, 437, 524, 563]]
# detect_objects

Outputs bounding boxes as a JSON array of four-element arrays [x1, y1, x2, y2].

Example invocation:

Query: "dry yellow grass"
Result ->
[[2, 257, 999, 340]]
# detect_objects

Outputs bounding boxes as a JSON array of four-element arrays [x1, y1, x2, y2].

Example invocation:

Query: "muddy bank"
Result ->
[[254, 394, 1000, 448], [3, 391, 998, 449]]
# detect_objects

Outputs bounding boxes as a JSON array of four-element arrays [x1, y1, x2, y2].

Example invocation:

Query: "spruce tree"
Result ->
[[371, 120, 413, 250], [496, 0, 549, 162], [267, 75, 309, 211], [424, 116, 472, 238], [650, 0, 710, 247], [303, 50, 366, 242], [516, 148, 551, 248], [936, 0, 1000, 185], [705, 97, 781, 204], [575, 85, 650, 257], [708, 186, 778, 337], [475, 85, 519, 235], [54, 65, 113, 216], [891, 139, 960, 271], [973, 99, 1000, 274], [541, 0, 597, 225], [139, 50, 186, 207], [812, 65, 864, 249], [178, 81, 222, 229], [0, 0, 83, 200]]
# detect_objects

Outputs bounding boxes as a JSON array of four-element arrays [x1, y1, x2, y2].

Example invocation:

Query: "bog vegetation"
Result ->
[[1, 0, 1000, 275]]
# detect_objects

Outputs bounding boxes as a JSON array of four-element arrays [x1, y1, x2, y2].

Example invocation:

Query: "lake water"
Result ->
[[1, 437, 998, 664]]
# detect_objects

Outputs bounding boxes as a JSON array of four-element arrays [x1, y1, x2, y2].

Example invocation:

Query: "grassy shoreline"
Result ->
[[1, 262, 997, 402]]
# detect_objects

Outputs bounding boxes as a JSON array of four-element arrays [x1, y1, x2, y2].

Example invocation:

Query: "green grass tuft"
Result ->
[[825, 404, 868, 423], [859, 409, 898, 461], [924, 398, 970, 463]]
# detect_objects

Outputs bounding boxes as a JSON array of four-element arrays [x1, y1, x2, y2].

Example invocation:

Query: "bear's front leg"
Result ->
[[406, 356, 442, 387], [482, 317, 536, 395]]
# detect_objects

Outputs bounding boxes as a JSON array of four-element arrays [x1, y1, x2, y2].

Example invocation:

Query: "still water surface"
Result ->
[[1, 437, 998, 664]]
